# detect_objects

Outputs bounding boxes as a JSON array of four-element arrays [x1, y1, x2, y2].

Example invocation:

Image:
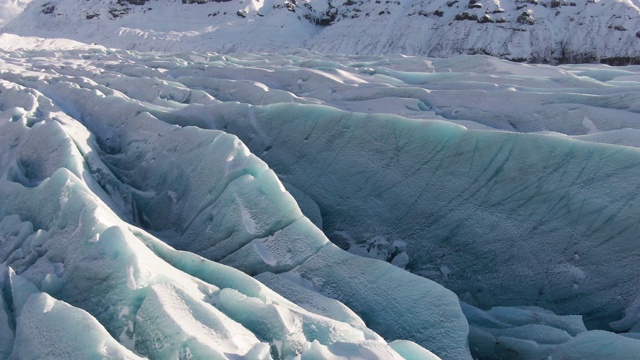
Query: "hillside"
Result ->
[[1, 0, 640, 63]]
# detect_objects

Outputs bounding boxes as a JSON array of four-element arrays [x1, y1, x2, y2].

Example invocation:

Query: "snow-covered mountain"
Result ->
[[1, 0, 640, 63]]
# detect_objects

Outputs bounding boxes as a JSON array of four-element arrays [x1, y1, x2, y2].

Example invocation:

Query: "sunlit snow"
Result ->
[[2, 0, 640, 63]]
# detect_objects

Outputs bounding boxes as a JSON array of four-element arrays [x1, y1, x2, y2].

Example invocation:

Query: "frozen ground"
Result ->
[[1, 36, 640, 359]]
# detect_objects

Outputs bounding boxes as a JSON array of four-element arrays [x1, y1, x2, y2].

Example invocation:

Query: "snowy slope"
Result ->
[[306, 0, 640, 64], [0, 0, 32, 27], [1, 0, 640, 63]]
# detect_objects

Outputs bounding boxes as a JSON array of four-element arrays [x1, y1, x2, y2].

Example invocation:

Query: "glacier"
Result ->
[[1, 37, 640, 359]]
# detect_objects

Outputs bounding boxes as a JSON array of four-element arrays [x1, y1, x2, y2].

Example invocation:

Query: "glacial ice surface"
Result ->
[[1, 39, 640, 359]]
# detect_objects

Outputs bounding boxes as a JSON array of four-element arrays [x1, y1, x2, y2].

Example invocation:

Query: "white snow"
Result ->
[[0, 0, 638, 63], [0, 0, 32, 27]]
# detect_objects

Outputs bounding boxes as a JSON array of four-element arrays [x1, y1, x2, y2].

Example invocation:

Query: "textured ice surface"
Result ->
[[463, 303, 640, 359], [12, 292, 143, 360], [1, 41, 640, 359], [0, 44, 474, 359], [0, 112, 442, 358], [215, 103, 640, 330]]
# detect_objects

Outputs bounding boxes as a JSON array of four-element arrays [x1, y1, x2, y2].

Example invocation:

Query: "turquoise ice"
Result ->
[[1, 47, 640, 359]]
